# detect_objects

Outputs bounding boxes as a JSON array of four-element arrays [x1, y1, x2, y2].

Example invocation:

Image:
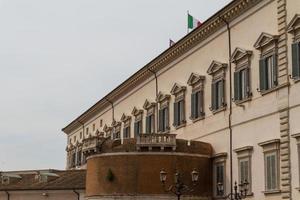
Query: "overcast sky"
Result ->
[[0, 0, 231, 171]]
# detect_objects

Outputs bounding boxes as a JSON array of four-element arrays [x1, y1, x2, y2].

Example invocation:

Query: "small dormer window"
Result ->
[[254, 33, 279, 93], [187, 73, 205, 121], [156, 92, 171, 133], [207, 61, 227, 113], [231, 48, 252, 103], [121, 114, 132, 139], [143, 100, 156, 134], [288, 14, 300, 80], [170, 83, 186, 128]]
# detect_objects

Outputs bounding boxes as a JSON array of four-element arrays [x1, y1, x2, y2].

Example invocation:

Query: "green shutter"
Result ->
[[292, 42, 300, 78], [179, 100, 185, 122], [191, 93, 196, 119], [174, 102, 178, 126], [165, 107, 169, 130], [234, 71, 240, 101], [146, 116, 150, 133], [211, 83, 217, 110], [134, 122, 138, 137], [158, 109, 163, 132], [220, 80, 225, 105], [199, 91, 204, 115], [272, 54, 278, 86], [259, 58, 267, 91], [245, 68, 250, 98]]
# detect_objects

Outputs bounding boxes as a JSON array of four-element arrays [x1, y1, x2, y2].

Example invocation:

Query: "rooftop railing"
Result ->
[[136, 133, 176, 151]]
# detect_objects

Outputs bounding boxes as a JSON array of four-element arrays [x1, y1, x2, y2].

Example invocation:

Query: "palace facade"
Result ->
[[62, 0, 300, 199]]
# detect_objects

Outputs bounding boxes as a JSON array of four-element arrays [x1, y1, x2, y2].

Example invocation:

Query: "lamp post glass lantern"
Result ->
[[159, 169, 199, 200]]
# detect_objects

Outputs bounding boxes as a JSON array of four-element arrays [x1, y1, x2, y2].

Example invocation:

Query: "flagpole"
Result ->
[[187, 10, 189, 34]]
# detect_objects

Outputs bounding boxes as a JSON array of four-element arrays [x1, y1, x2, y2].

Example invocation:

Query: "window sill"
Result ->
[[262, 189, 281, 195], [191, 115, 205, 123], [174, 122, 186, 130], [212, 106, 226, 114], [260, 83, 289, 96], [235, 97, 252, 105]]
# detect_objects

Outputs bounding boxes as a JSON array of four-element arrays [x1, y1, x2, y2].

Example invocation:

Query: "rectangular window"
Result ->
[[292, 42, 300, 78], [159, 107, 169, 132], [71, 152, 76, 168], [113, 131, 120, 139], [234, 68, 250, 101], [86, 127, 89, 135], [191, 90, 204, 119], [93, 124, 95, 131], [123, 126, 130, 139], [265, 151, 279, 191], [146, 114, 154, 133], [239, 157, 251, 191], [259, 54, 278, 91], [211, 80, 224, 111], [134, 120, 142, 137], [77, 150, 82, 166], [215, 162, 225, 197], [174, 100, 185, 127]]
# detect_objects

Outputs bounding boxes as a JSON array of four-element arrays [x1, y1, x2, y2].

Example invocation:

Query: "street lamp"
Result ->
[[159, 169, 199, 200], [217, 180, 249, 200]]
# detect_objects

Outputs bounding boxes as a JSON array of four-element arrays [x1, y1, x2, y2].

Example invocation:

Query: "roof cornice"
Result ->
[[62, 0, 262, 134]]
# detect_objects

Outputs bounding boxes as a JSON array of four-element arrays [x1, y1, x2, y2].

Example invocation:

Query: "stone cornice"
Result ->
[[62, 0, 263, 134]]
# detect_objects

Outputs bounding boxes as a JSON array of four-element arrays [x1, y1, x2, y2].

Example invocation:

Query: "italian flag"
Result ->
[[188, 13, 202, 29]]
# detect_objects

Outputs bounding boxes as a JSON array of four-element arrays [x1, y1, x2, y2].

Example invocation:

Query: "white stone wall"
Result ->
[[64, 0, 300, 199]]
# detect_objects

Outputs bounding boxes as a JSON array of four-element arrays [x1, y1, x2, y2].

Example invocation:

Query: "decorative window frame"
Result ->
[[187, 73, 205, 122], [132, 107, 144, 137], [111, 120, 121, 140], [207, 61, 227, 114], [156, 92, 171, 133], [143, 99, 156, 133], [254, 32, 280, 95], [292, 133, 300, 190], [212, 152, 227, 198], [287, 14, 300, 43], [170, 83, 187, 129], [234, 146, 253, 195], [121, 113, 132, 139], [287, 14, 300, 81], [258, 139, 281, 194], [231, 48, 253, 104]]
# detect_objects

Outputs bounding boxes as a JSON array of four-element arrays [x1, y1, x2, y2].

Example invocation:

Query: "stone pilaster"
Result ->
[[277, 0, 291, 199]]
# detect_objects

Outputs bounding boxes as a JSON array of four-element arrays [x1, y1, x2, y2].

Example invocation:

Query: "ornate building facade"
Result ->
[[62, 0, 300, 199]]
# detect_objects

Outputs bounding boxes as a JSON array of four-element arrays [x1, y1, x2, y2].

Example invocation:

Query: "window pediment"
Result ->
[[121, 113, 132, 122], [207, 61, 227, 76], [143, 99, 156, 110], [187, 73, 205, 86], [287, 14, 300, 34], [170, 83, 186, 95], [131, 107, 143, 116], [231, 48, 252, 64], [112, 120, 121, 127], [156, 91, 171, 103], [254, 32, 278, 50]]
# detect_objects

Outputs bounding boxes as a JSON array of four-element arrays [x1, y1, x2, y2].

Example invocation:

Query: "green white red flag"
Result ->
[[188, 13, 202, 30]]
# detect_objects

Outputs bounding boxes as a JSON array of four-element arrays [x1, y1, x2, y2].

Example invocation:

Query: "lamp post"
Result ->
[[217, 180, 249, 200], [159, 169, 199, 200]]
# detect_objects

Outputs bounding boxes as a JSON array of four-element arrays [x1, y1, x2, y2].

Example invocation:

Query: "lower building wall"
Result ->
[[85, 195, 210, 200], [0, 190, 85, 200]]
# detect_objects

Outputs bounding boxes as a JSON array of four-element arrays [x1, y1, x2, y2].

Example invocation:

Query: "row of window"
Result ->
[[214, 141, 280, 198]]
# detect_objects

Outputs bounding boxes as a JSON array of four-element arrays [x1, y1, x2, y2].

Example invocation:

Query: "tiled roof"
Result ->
[[0, 170, 85, 191]]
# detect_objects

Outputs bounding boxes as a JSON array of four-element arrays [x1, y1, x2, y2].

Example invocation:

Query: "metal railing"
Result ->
[[136, 133, 176, 151]]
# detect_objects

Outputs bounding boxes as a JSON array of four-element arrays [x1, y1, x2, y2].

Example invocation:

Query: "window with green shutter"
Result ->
[[173, 99, 185, 127], [234, 68, 250, 102], [191, 90, 204, 119], [158, 107, 169, 132], [265, 152, 278, 191], [259, 54, 278, 91], [292, 42, 300, 79], [215, 163, 225, 196], [212, 80, 225, 110]]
